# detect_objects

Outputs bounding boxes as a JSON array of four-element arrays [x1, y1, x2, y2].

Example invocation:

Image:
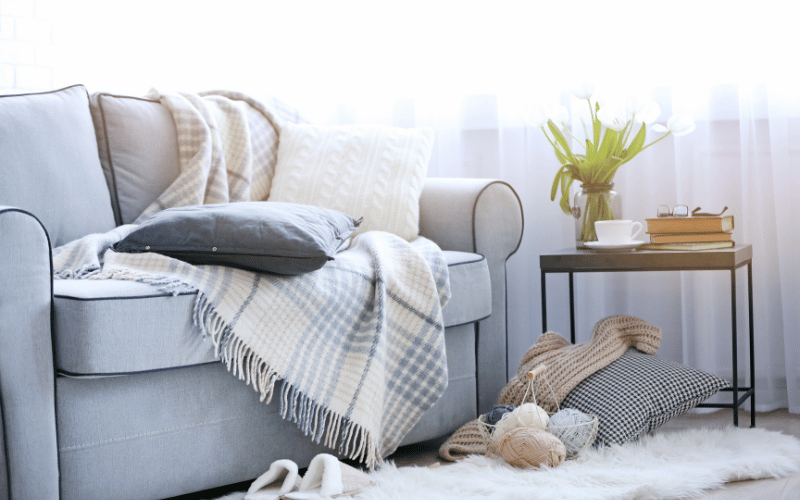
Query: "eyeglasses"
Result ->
[[657, 205, 729, 217], [657, 205, 689, 217]]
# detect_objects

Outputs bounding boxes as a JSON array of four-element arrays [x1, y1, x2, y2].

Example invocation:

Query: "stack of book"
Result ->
[[640, 215, 735, 251]]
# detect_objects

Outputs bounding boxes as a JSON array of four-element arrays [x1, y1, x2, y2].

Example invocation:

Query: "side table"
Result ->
[[539, 244, 755, 427]]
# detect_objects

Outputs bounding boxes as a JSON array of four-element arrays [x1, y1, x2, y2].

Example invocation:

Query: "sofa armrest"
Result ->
[[418, 179, 523, 413], [0, 207, 59, 500]]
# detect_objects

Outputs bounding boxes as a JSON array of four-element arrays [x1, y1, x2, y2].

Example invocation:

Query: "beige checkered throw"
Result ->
[[135, 89, 306, 222]]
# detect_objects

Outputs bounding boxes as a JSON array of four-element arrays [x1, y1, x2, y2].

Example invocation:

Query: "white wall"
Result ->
[[0, 0, 54, 93]]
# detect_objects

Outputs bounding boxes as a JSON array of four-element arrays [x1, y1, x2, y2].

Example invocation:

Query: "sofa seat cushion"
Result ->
[[53, 249, 491, 376]]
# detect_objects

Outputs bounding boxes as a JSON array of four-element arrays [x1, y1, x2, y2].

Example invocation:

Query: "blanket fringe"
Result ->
[[282, 383, 377, 469], [192, 291, 379, 469], [54, 264, 101, 279], [90, 268, 197, 295]]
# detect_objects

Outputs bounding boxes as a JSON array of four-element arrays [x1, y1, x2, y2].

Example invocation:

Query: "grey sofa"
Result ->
[[0, 85, 523, 500]]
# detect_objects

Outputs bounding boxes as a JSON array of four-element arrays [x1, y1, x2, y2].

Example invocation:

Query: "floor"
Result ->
[[174, 409, 800, 500]]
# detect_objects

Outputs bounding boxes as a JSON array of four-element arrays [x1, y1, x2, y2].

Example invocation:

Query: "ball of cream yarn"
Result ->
[[490, 403, 550, 449], [511, 403, 550, 429], [497, 427, 566, 469]]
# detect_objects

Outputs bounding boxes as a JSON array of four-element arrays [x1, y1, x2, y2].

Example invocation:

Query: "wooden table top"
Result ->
[[540, 244, 753, 272]]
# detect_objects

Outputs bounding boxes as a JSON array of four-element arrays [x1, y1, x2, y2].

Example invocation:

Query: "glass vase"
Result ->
[[573, 182, 622, 248]]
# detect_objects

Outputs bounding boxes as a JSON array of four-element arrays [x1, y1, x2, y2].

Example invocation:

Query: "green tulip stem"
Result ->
[[564, 128, 587, 150], [621, 113, 635, 149], [541, 126, 559, 151], [640, 130, 673, 152]]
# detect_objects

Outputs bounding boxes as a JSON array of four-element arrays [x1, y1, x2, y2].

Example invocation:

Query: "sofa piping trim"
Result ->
[[0, 83, 87, 101], [53, 290, 198, 302], [445, 253, 486, 267], [57, 360, 220, 379], [470, 181, 523, 416], [470, 180, 524, 258]]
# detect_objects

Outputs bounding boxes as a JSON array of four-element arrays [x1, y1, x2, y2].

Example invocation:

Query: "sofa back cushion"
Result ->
[[90, 93, 181, 225], [0, 85, 116, 247]]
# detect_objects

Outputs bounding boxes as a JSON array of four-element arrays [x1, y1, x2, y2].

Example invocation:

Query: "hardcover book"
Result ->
[[645, 215, 734, 234], [638, 241, 735, 251], [649, 232, 733, 244]]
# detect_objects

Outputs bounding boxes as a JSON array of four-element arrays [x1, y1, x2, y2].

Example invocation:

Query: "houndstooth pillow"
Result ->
[[562, 348, 730, 446]]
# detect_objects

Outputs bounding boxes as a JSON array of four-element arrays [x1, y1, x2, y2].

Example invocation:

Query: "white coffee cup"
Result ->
[[594, 220, 643, 245]]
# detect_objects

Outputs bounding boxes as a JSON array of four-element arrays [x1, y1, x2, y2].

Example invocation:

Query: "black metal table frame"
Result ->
[[540, 256, 755, 427]]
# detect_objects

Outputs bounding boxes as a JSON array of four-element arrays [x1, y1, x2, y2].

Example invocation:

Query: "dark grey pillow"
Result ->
[[114, 202, 361, 275], [562, 348, 730, 446]]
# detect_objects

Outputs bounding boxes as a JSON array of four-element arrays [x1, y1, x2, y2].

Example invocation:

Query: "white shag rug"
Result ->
[[216, 427, 800, 500]]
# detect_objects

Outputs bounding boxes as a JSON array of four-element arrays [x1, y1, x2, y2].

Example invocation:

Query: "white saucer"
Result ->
[[584, 240, 645, 251]]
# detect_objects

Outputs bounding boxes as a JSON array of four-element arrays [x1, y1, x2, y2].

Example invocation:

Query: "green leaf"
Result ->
[[596, 128, 618, 163], [547, 120, 575, 164], [550, 166, 567, 201], [565, 163, 581, 179], [626, 123, 647, 158], [559, 172, 574, 215], [582, 119, 590, 144], [613, 122, 632, 157], [592, 116, 601, 149], [553, 146, 569, 166]]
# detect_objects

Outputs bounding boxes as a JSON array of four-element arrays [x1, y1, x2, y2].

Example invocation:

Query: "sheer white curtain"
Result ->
[[50, 0, 799, 413], [317, 84, 800, 414]]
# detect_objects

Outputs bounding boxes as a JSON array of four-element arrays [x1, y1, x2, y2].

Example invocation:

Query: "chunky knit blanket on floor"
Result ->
[[54, 228, 451, 469], [498, 315, 662, 412], [54, 90, 451, 468]]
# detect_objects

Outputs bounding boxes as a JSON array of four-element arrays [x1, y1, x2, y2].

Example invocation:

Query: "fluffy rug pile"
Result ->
[[216, 427, 800, 500]]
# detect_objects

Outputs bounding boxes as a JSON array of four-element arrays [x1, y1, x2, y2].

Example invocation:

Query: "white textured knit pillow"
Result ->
[[268, 122, 434, 241]]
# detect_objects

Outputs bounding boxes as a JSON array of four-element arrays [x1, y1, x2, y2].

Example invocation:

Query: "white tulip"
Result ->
[[666, 114, 696, 136], [636, 101, 662, 124], [525, 107, 549, 128], [523, 104, 569, 129], [625, 96, 661, 125], [652, 114, 696, 136], [570, 83, 595, 100], [593, 88, 625, 109], [548, 105, 570, 128], [596, 104, 628, 131], [625, 94, 649, 115]]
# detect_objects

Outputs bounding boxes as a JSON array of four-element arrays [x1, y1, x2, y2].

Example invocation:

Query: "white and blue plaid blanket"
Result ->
[[54, 228, 450, 468], [53, 90, 450, 467]]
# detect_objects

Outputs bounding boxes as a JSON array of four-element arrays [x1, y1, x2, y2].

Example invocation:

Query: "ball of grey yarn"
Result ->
[[485, 405, 516, 427], [547, 408, 598, 458]]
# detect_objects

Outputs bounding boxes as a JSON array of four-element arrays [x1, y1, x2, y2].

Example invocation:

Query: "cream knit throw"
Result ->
[[498, 315, 661, 412], [439, 315, 661, 461]]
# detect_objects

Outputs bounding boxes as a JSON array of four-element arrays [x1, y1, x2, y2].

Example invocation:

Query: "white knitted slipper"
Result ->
[[245, 459, 301, 500], [282, 453, 372, 499]]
